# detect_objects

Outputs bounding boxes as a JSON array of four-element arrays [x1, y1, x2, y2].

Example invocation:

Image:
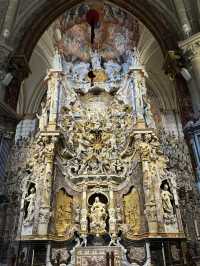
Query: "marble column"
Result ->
[[179, 33, 200, 111], [46, 242, 51, 266], [173, 0, 191, 37], [38, 136, 58, 235], [80, 185, 88, 234], [1, 0, 19, 39], [0, 43, 13, 101], [108, 187, 116, 234]]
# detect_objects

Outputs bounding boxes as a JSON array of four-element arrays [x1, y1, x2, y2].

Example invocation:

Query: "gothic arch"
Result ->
[[10, 0, 182, 62]]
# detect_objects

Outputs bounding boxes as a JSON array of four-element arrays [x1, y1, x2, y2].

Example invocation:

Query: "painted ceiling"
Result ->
[[53, 2, 139, 63]]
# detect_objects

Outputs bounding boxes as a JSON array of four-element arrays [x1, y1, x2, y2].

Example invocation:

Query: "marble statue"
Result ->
[[143, 96, 156, 128], [117, 74, 136, 110], [104, 59, 121, 81], [72, 62, 90, 81], [52, 49, 63, 71], [80, 234, 87, 247], [91, 50, 102, 70], [89, 197, 107, 235], [36, 102, 48, 131], [23, 186, 36, 225], [127, 48, 141, 69], [161, 184, 174, 215]]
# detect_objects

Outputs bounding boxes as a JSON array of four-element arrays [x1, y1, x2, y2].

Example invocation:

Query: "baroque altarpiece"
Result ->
[[3, 3, 200, 266]]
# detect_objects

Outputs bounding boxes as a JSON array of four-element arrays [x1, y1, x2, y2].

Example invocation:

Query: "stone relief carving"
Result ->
[[51, 248, 70, 264], [123, 187, 141, 237], [127, 246, 146, 264], [4, 47, 190, 255], [54, 189, 73, 237], [58, 93, 138, 184], [159, 131, 194, 192]]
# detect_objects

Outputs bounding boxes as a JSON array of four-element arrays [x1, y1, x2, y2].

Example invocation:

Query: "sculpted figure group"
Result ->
[[89, 197, 107, 236]]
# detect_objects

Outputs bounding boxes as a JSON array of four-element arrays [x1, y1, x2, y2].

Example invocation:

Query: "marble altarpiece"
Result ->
[[3, 3, 200, 263], [4, 42, 198, 266]]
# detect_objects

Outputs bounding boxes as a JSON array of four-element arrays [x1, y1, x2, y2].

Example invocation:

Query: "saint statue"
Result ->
[[24, 187, 36, 225], [127, 48, 141, 69], [143, 96, 156, 128], [91, 50, 102, 70], [161, 184, 174, 214], [89, 197, 107, 235], [36, 102, 48, 131], [52, 48, 63, 71]]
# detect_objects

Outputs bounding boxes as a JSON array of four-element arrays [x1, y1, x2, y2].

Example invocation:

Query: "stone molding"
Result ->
[[179, 32, 200, 60]]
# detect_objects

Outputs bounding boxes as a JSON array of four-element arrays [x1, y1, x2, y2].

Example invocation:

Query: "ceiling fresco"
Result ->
[[53, 2, 139, 62]]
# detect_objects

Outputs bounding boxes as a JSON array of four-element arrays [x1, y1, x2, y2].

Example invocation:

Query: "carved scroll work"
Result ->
[[123, 187, 141, 237]]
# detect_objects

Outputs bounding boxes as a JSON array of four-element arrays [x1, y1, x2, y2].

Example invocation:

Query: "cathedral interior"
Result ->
[[1, 1, 200, 265]]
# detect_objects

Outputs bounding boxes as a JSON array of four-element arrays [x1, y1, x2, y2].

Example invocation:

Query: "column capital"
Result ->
[[179, 32, 200, 60]]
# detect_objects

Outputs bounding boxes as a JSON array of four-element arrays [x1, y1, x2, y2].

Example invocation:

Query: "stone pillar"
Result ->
[[80, 185, 88, 234], [145, 241, 152, 265], [108, 187, 117, 235], [184, 125, 200, 191], [1, 0, 19, 39], [179, 33, 200, 111], [0, 43, 13, 101], [135, 131, 158, 233], [173, 0, 191, 37], [38, 135, 58, 235], [46, 242, 51, 266]]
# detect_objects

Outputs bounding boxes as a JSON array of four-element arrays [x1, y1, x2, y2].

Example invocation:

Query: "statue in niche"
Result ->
[[127, 48, 141, 69], [36, 101, 48, 131], [89, 197, 107, 236], [123, 187, 141, 236], [143, 95, 156, 128], [91, 50, 102, 70], [23, 185, 36, 225], [55, 189, 73, 236], [161, 183, 174, 215], [161, 183, 176, 225]]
